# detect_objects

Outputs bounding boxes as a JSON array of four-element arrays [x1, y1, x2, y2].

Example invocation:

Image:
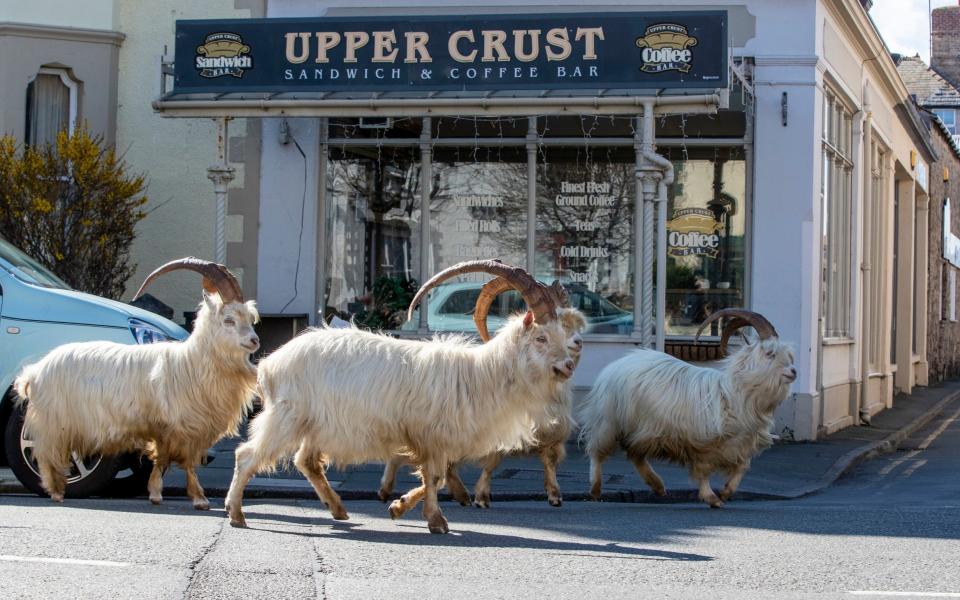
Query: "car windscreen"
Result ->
[[0, 237, 72, 290]]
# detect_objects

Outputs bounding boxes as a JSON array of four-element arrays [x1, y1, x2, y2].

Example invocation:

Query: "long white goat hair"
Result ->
[[226, 311, 579, 533], [579, 311, 795, 508], [378, 308, 587, 509], [14, 259, 260, 508]]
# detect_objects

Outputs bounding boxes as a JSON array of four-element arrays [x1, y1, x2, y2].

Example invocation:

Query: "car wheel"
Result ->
[[3, 402, 119, 498]]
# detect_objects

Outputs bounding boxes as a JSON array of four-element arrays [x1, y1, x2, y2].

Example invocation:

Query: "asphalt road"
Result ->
[[1, 405, 959, 600]]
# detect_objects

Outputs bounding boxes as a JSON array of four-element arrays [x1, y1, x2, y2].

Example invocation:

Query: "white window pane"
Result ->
[[26, 73, 70, 147]]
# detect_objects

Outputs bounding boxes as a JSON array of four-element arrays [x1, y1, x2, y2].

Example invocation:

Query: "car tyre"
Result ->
[[3, 401, 119, 498]]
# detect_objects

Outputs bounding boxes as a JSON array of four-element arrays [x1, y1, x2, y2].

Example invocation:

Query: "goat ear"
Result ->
[[201, 290, 219, 312], [522, 310, 535, 329]]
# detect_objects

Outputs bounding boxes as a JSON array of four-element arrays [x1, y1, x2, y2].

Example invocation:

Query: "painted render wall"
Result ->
[[118, 0, 258, 318]]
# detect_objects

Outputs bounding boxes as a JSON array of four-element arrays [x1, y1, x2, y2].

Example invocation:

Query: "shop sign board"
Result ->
[[173, 11, 728, 94]]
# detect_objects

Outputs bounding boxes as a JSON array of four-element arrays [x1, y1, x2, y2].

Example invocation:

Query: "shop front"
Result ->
[[149, 0, 934, 440]]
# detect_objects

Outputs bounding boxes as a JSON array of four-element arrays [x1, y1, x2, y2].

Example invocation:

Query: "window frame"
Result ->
[[25, 67, 79, 145], [319, 115, 753, 341], [821, 90, 855, 340]]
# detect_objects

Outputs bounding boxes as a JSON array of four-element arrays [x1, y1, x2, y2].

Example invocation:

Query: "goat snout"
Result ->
[[553, 358, 576, 380], [243, 335, 260, 352], [569, 335, 583, 352], [784, 367, 797, 382]]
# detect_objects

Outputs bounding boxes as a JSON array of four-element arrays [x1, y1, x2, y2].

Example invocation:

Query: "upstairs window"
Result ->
[[25, 68, 77, 147]]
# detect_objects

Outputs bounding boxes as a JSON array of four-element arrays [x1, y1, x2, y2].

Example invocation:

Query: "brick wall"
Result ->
[[926, 117, 960, 382], [932, 6, 960, 88]]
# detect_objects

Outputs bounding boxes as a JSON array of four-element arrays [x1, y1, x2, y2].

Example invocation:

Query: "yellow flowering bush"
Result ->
[[0, 127, 147, 299]]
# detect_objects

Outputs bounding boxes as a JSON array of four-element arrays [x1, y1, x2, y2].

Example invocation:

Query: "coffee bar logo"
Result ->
[[195, 32, 252, 79], [635, 23, 697, 74], [667, 208, 721, 258]]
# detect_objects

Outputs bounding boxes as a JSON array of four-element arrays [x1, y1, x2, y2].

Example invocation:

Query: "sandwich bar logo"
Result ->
[[195, 32, 252, 78], [635, 23, 698, 74], [667, 208, 721, 258]]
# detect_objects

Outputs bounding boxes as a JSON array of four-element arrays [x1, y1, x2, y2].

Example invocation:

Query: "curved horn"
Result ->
[[473, 278, 571, 342], [695, 308, 778, 354], [407, 259, 557, 325], [133, 257, 243, 304], [473, 277, 515, 342]]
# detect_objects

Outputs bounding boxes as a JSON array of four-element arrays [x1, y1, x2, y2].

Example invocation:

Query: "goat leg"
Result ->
[[422, 467, 449, 534], [472, 452, 502, 508], [378, 455, 405, 502], [719, 463, 749, 502], [692, 464, 723, 508], [294, 445, 348, 520], [184, 462, 210, 510], [626, 447, 666, 497], [445, 464, 471, 506], [539, 443, 565, 507]]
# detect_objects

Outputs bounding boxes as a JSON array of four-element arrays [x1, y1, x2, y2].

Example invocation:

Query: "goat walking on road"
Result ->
[[15, 258, 260, 508], [225, 260, 584, 534], [578, 309, 796, 508]]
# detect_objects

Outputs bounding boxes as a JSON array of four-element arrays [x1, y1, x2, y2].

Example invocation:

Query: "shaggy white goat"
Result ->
[[14, 258, 259, 508], [377, 289, 587, 509], [578, 309, 796, 508], [225, 260, 583, 534]]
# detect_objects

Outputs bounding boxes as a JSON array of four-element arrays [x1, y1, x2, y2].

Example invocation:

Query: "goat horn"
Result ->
[[694, 308, 778, 353], [473, 277, 515, 342], [133, 257, 244, 304], [473, 277, 571, 342], [407, 259, 557, 325]]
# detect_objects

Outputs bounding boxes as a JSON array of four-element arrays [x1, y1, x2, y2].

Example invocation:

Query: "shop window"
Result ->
[[536, 146, 636, 335], [821, 92, 854, 339], [661, 147, 748, 336], [324, 147, 421, 330], [428, 145, 528, 333], [25, 68, 77, 147]]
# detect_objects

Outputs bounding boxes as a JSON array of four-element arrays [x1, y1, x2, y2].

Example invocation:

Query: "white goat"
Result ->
[[225, 260, 583, 534], [14, 258, 260, 508], [377, 286, 587, 509], [578, 309, 796, 508]]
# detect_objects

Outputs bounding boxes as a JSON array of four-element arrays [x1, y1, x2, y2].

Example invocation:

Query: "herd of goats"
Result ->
[[13, 257, 797, 534]]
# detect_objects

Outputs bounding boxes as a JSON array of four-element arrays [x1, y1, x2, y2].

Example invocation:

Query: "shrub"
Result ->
[[0, 127, 148, 299]]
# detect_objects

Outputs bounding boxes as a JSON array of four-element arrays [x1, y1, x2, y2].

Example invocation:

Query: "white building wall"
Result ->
[[117, 0, 253, 318], [0, 0, 117, 30]]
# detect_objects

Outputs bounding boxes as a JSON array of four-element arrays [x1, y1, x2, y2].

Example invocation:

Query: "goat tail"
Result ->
[[13, 363, 40, 406]]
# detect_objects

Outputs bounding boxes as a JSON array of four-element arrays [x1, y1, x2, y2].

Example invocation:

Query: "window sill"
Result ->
[[822, 337, 855, 346]]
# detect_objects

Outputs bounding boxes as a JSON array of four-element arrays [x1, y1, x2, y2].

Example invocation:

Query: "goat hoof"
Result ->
[[707, 499, 724, 509], [388, 500, 405, 520], [50, 493, 64, 503], [331, 508, 349, 521], [427, 514, 449, 534], [377, 489, 392, 503], [149, 496, 162, 505], [229, 517, 248, 528], [472, 498, 490, 509], [193, 499, 211, 511], [548, 497, 562, 507], [654, 487, 667, 498]]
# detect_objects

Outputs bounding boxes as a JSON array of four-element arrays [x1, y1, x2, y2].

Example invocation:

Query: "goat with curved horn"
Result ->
[[134, 257, 244, 304], [407, 259, 558, 325], [473, 278, 572, 343], [695, 308, 778, 354]]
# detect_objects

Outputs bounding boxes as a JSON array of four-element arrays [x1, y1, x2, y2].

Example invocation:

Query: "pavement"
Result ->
[[3, 379, 960, 504]]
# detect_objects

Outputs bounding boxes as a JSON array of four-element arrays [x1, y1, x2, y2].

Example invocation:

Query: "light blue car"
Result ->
[[402, 280, 634, 334], [0, 236, 188, 498]]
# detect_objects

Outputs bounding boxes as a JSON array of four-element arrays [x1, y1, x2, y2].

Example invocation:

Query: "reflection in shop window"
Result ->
[[536, 147, 636, 335], [422, 146, 528, 333], [324, 147, 421, 330], [662, 147, 747, 336]]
